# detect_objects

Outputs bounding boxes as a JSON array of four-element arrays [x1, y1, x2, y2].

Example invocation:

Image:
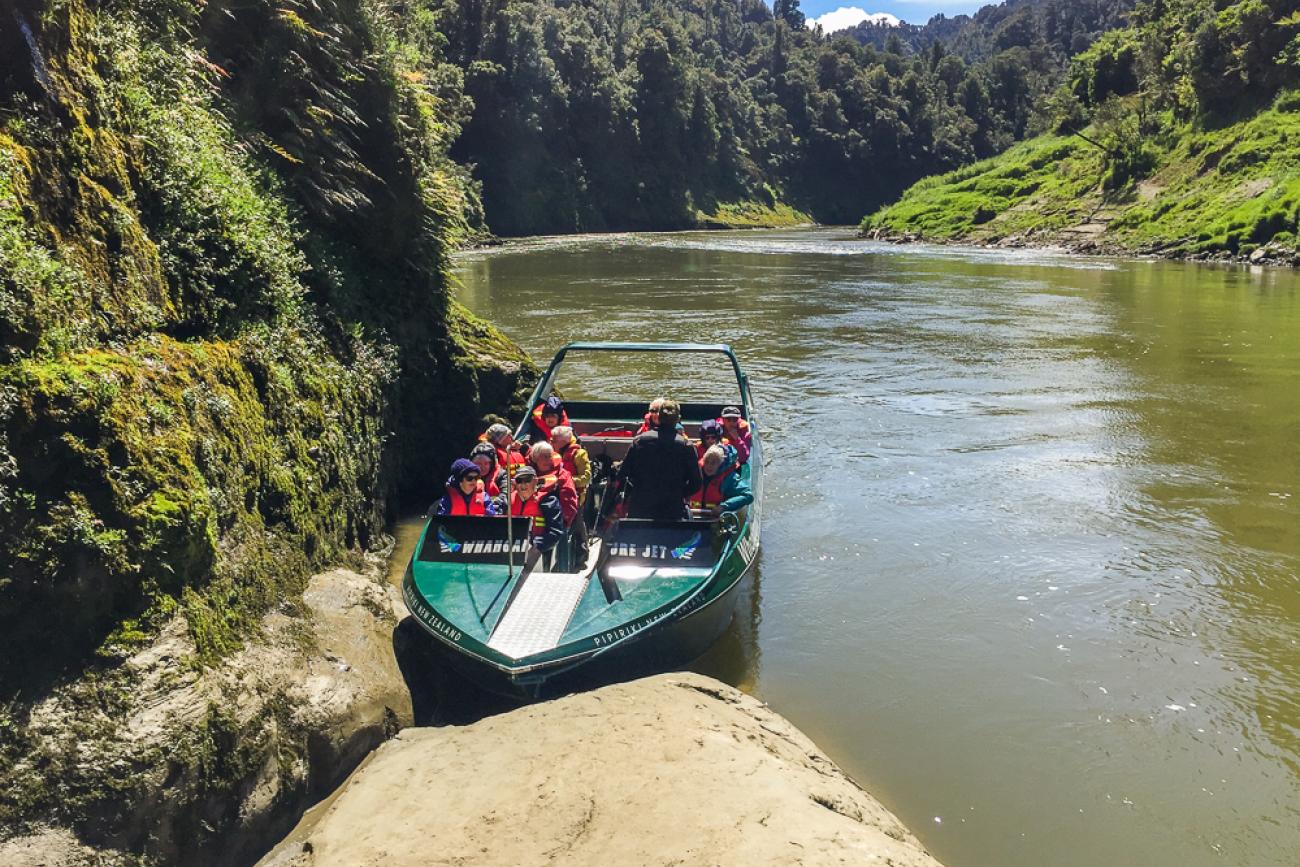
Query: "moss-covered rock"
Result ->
[[0, 0, 535, 858]]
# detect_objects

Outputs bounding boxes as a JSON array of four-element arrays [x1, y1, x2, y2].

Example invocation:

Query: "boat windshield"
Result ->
[[542, 347, 743, 405]]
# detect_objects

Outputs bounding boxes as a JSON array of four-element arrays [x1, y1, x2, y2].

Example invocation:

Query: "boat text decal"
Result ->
[[403, 580, 463, 643]]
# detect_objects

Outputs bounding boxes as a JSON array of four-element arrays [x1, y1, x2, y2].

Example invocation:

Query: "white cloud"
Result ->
[[807, 8, 902, 33]]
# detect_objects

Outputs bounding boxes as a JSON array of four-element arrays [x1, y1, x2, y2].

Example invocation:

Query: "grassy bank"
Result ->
[[861, 91, 1300, 264], [696, 199, 814, 229]]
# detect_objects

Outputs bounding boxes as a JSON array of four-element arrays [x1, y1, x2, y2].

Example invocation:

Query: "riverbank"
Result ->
[[0, 554, 416, 866], [862, 226, 1300, 268], [860, 93, 1300, 269], [260, 672, 944, 867]]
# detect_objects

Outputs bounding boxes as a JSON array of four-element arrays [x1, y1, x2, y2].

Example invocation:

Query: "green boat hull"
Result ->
[[401, 341, 763, 699]]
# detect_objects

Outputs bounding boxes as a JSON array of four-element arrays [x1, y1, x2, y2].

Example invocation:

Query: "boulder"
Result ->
[[260, 673, 944, 867]]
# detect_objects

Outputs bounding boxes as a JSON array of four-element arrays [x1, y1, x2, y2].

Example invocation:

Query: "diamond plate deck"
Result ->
[[488, 542, 601, 659]]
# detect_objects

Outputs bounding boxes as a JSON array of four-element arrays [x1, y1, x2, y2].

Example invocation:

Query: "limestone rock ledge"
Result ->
[[260, 673, 943, 867]]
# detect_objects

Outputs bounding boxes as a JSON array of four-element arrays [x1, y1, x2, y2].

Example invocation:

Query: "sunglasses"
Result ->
[[464, 474, 480, 482], [515, 477, 537, 485]]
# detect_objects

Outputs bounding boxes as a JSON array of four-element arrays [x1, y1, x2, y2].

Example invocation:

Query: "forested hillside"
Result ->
[[435, 0, 1134, 233], [863, 0, 1300, 262]]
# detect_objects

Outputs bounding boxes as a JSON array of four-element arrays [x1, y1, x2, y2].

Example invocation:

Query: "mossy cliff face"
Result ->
[[0, 0, 534, 855]]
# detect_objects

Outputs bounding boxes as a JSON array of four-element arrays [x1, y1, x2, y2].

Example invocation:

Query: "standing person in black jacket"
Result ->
[[616, 399, 703, 519]]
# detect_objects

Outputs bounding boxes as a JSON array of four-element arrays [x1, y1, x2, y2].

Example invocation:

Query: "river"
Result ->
[[433, 228, 1299, 867]]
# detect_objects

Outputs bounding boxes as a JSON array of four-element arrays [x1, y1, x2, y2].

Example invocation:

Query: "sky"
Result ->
[[799, 0, 991, 32]]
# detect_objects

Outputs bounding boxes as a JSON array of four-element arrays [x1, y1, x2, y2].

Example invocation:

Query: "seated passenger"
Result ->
[[635, 396, 684, 435], [696, 419, 726, 461], [718, 406, 752, 464], [479, 422, 526, 474], [635, 397, 666, 435], [549, 425, 592, 504], [689, 444, 753, 518], [529, 396, 569, 443], [504, 465, 564, 553], [529, 441, 580, 527], [434, 459, 497, 516], [617, 399, 702, 520], [469, 441, 506, 498]]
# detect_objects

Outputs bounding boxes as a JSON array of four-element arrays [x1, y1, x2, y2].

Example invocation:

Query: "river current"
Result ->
[[441, 228, 1299, 867]]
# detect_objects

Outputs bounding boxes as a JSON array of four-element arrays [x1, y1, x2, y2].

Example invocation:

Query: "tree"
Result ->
[[773, 0, 805, 31]]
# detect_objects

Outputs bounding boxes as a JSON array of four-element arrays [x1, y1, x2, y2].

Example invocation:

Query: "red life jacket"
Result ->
[[689, 462, 739, 510], [478, 432, 526, 473], [445, 481, 489, 516], [533, 461, 578, 525], [509, 493, 547, 538], [531, 403, 569, 441], [557, 441, 582, 477]]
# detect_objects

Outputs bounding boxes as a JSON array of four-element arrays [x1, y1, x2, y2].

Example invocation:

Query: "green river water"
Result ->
[[438, 228, 1299, 867]]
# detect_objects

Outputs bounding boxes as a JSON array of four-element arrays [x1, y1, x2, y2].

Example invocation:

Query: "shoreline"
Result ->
[[861, 227, 1300, 270]]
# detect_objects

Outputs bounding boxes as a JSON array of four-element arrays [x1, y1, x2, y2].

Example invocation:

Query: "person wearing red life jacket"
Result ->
[[479, 422, 526, 475], [635, 397, 666, 435], [635, 396, 684, 436], [434, 459, 498, 516], [528, 396, 569, 443], [469, 441, 506, 498], [504, 465, 564, 553], [549, 426, 591, 503], [528, 441, 580, 527], [695, 418, 726, 461], [717, 405, 752, 465], [689, 444, 753, 518]]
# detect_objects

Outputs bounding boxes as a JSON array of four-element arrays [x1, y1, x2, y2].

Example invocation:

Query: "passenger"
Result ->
[[549, 426, 592, 503], [529, 396, 569, 443], [529, 441, 580, 527], [696, 419, 726, 461], [504, 465, 565, 553], [469, 441, 506, 498], [634, 397, 666, 435], [717, 405, 752, 465], [616, 399, 703, 520], [689, 444, 753, 518], [635, 396, 684, 435], [479, 422, 526, 475], [434, 459, 498, 516]]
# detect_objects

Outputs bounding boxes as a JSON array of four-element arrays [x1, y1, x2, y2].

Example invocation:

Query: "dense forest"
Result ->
[[429, 0, 1135, 233]]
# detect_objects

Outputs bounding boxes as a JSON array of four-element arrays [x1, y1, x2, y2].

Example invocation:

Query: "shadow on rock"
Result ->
[[392, 617, 520, 726]]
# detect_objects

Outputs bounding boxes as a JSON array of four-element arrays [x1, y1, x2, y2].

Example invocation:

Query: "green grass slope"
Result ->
[[862, 91, 1300, 263]]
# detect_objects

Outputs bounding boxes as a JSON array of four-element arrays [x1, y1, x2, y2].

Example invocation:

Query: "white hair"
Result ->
[[529, 441, 555, 462], [703, 444, 727, 467], [550, 425, 574, 444]]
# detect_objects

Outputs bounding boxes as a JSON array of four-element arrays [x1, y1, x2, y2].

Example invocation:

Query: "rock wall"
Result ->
[[1, 0, 535, 858], [1, 557, 416, 866], [260, 673, 945, 867]]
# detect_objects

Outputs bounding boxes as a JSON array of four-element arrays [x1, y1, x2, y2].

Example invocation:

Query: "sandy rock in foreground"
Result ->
[[261, 673, 943, 867]]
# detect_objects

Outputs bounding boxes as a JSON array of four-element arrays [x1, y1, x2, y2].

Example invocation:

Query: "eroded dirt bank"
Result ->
[[260, 672, 944, 867]]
